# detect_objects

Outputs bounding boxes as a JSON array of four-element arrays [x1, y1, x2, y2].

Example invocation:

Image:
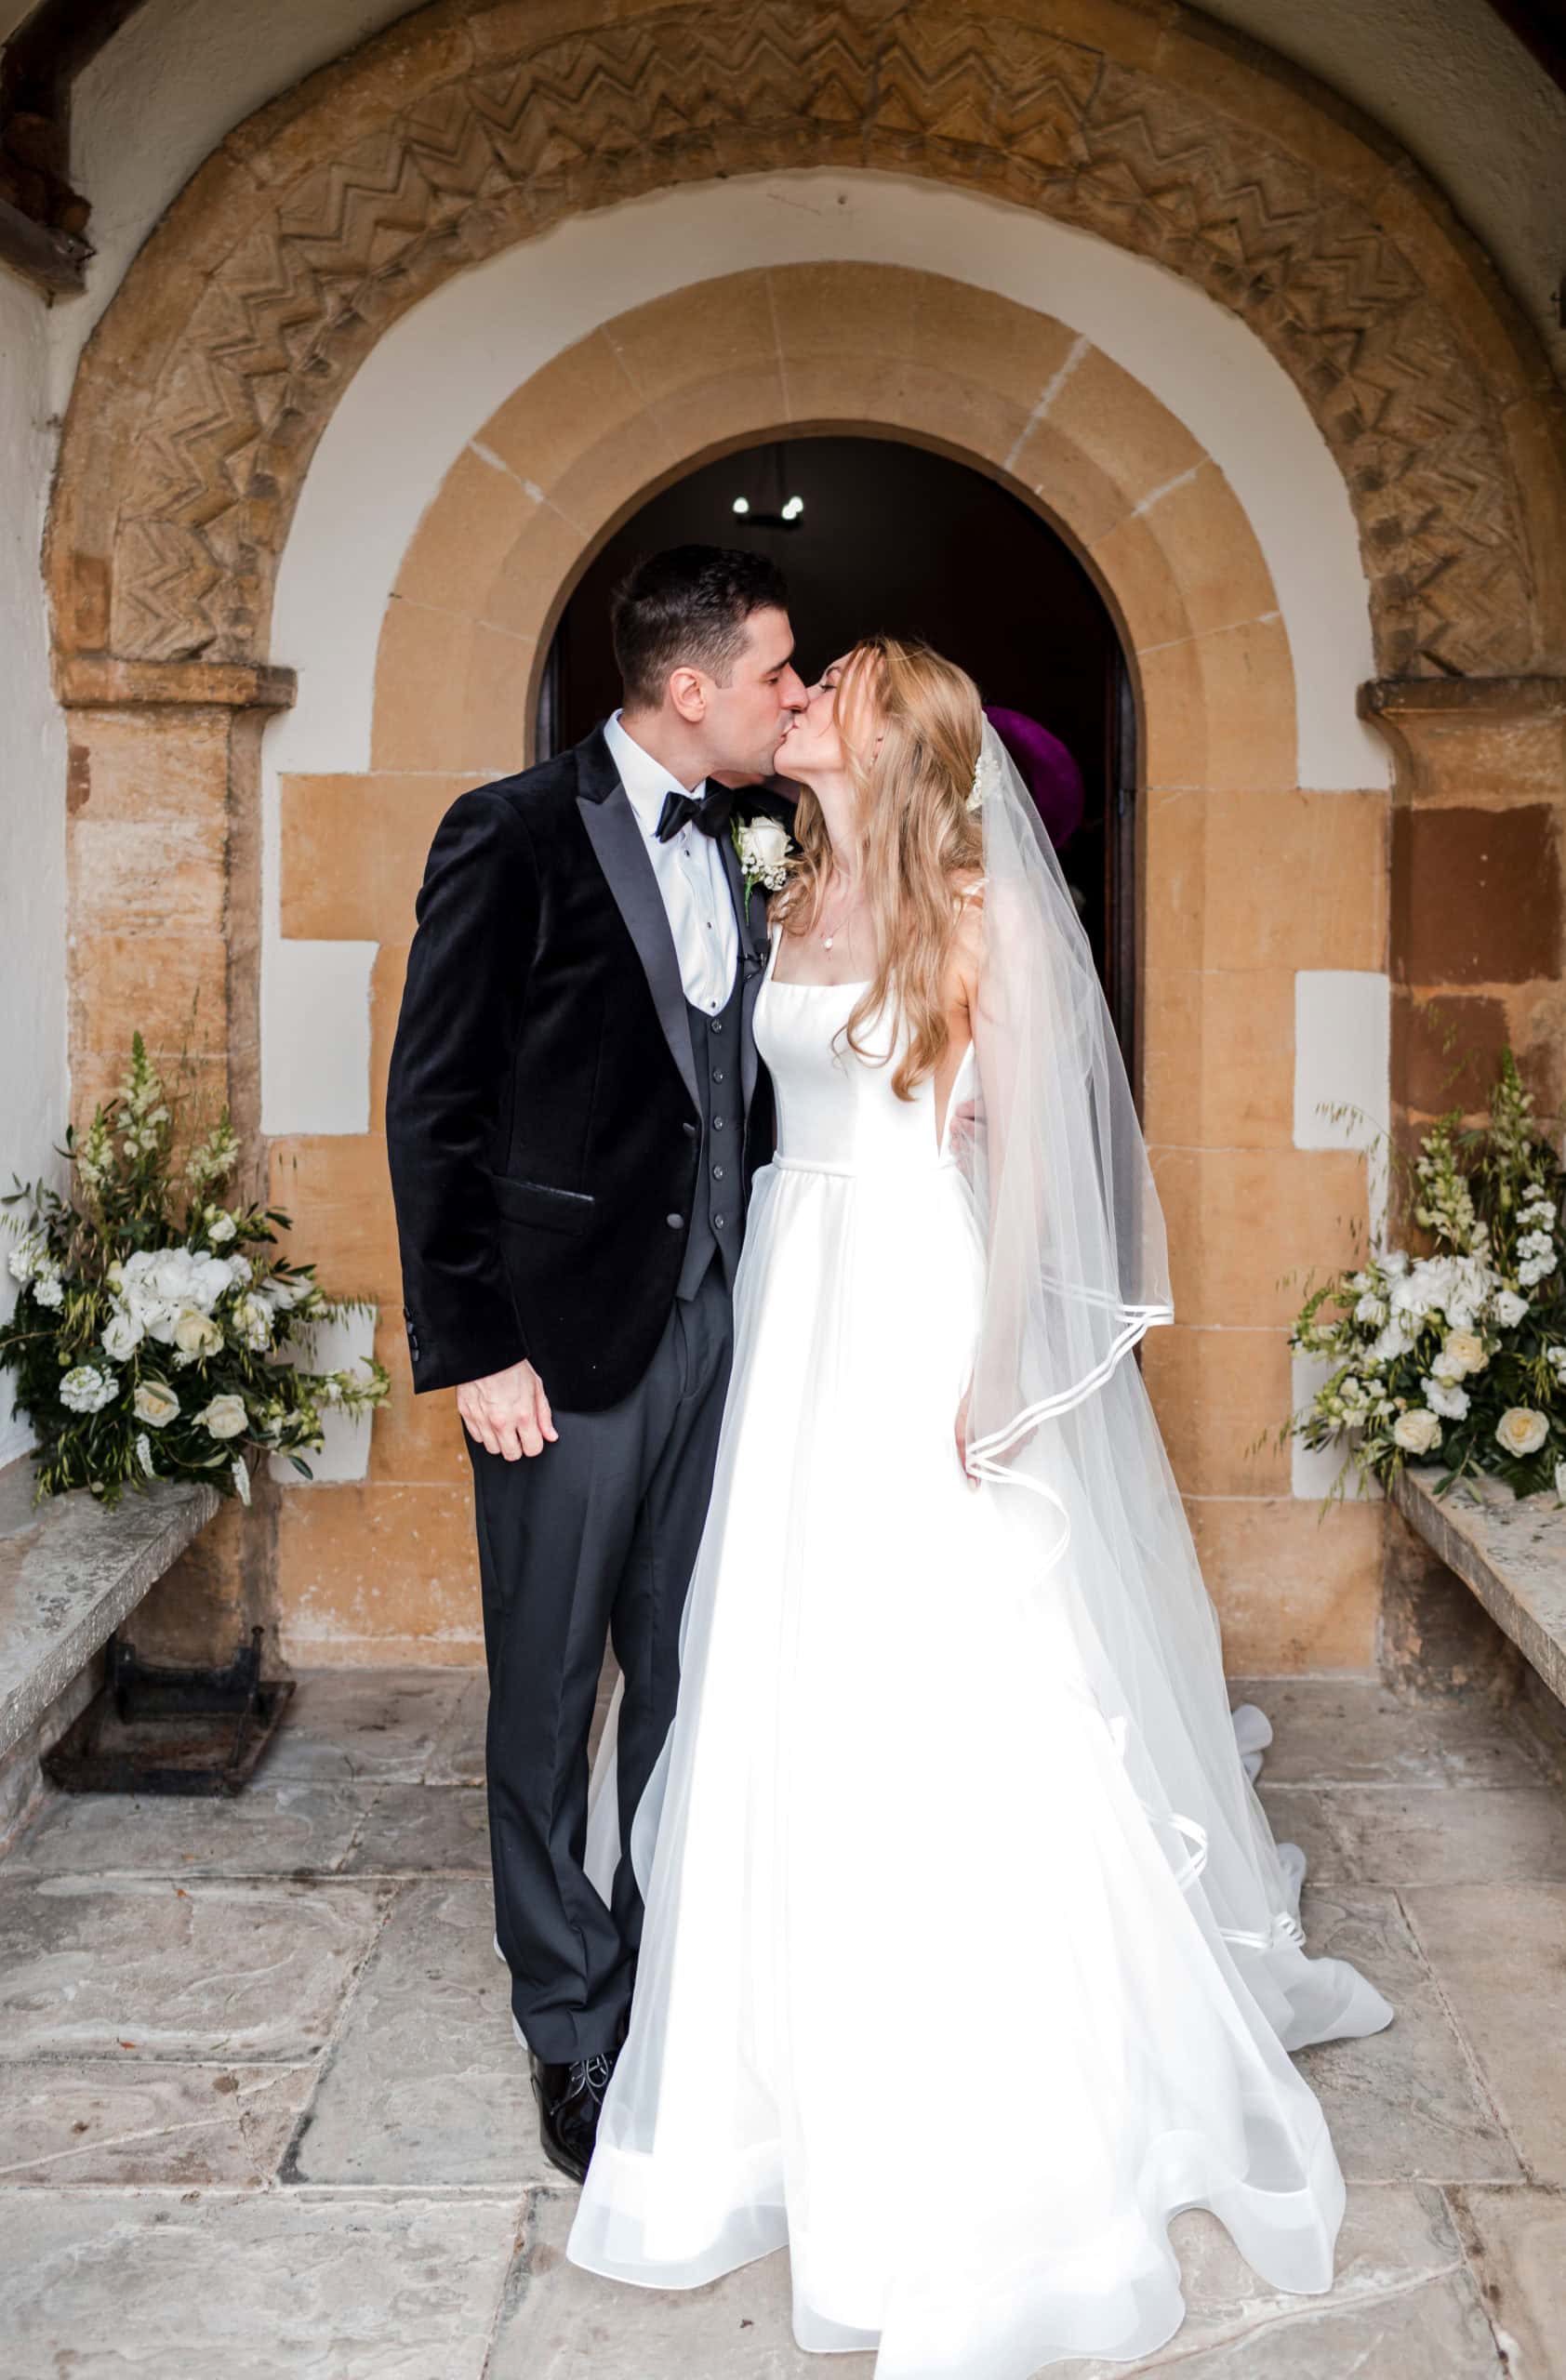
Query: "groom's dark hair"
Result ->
[[612, 545, 790, 711]]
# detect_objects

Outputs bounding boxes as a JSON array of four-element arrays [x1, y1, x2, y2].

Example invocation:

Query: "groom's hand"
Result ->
[[457, 1359, 558, 1461]]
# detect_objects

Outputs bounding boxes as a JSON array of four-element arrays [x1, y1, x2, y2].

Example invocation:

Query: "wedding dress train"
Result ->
[[566, 940, 1392, 2376]]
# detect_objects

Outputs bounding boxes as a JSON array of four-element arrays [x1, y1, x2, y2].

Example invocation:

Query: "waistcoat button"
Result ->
[[665, 1212, 683, 1230]]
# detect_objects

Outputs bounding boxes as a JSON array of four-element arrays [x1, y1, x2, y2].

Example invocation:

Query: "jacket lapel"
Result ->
[[575, 728, 701, 1118]]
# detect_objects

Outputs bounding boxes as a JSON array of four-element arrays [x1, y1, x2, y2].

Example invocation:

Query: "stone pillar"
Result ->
[[1360, 677, 1566, 1130], [55, 656, 296, 1666], [1362, 676, 1566, 1692]]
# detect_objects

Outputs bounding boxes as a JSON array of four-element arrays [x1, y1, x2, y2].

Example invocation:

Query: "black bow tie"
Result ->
[[655, 785, 734, 843]]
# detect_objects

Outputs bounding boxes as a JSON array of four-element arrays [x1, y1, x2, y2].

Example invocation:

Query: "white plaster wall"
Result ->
[[0, 269, 70, 1468], [260, 167, 1390, 1147]]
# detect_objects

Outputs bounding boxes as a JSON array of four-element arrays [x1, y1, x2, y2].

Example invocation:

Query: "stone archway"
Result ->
[[45, 0, 1566, 1669], [263, 261, 1383, 1671]]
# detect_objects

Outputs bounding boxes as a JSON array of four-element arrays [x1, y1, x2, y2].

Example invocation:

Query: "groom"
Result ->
[[385, 547, 805, 2183]]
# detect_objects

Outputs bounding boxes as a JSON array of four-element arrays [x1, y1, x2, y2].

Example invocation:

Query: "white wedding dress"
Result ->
[[566, 936, 1393, 2376]]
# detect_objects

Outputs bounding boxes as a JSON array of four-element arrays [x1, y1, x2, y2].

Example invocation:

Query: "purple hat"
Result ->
[[984, 705, 1085, 852]]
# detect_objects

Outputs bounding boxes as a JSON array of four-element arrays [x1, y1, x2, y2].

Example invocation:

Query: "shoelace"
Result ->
[[566, 2052, 614, 2107]]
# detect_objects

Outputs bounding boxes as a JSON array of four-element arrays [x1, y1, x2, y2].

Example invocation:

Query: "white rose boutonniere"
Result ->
[[732, 810, 792, 906]]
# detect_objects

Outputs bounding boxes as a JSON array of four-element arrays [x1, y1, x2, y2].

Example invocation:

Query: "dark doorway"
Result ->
[[541, 434, 1136, 1072]]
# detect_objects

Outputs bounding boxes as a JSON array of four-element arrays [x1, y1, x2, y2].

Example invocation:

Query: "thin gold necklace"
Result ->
[[819, 872, 859, 952]]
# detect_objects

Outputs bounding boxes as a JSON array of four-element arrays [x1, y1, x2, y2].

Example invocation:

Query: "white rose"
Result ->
[[1423, 1377, 1470, 1420], [1495, 1407, 1548, 1459], [1392, 1409, 1442, 1454], [59, 1363, 118, 1414], [196, 1393, 248, 1441], [1443, 1329, 1487, 1375], [133, 1380, 179, 1426], [206, 1212, 238, 1245], [1493, 1289, 1530, 1328], [174, 1307, 223, 1357], [101, 1308, 145, 1360]]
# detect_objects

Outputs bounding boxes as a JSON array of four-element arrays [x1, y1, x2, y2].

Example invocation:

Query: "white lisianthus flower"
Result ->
[[133, 1380, 179, 1425], [101, 1308, 144, 1360], [1493, 1289, 1530, 1328], [225, 1253, 253, 1289], [1371, 1320, 1415, 1363], [174, 1307, 223, 1358], [1442, 1329, 1487, 1375], [259, 1275, 302, 1312], [1423, 1377, 1470, 1421], [1347, 1271, 1372, 1294], [1380, 1250, 1410, 1277], [1354, 1292, 1388, 1326], [1430, 1350, 1467, 1387], [206, 1210, 238, 1245], [60, 1363, 118, 1414], [1495, 1407, 1548, 1459], [196, 1393, 248, 1440], [1547, 1345, 1566, 1380], [1393, 1408, 1442, 1454]]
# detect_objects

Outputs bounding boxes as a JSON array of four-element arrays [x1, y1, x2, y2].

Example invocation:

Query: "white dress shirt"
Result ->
[[603, 709, 739, 1015]]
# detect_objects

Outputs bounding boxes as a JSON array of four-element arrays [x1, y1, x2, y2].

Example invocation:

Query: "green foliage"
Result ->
[[1283, 1051, 1566, 1504], [1, 1034, 390, 1508]]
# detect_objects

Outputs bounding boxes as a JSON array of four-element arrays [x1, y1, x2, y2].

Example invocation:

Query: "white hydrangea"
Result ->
[[60, 1364, 118, 1414]]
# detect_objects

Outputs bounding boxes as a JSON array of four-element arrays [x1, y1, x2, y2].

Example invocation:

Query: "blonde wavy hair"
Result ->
[[771, 634, 985, 1100]]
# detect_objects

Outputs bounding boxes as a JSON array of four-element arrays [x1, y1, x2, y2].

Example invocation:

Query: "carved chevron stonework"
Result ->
[[98, 0, 1537, 677]]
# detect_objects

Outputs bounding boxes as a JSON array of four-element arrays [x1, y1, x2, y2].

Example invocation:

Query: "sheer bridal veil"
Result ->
[[958, 721, 1387, 2048]]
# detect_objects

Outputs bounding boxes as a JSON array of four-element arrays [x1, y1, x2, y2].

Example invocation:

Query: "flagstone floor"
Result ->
[[1, 1668, 1564, 2379]]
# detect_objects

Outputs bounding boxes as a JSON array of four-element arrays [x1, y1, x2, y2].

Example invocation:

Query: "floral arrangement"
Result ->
[[1287, 1052, 1565, 1501], [1, 1035, 390, 1509]]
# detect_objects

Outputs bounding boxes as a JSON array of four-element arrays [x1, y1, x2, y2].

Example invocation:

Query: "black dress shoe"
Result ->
[[528, 2046, 617, 2184]]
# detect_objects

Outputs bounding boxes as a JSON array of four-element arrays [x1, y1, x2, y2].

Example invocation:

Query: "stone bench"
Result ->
[[0, 1453, 220, 1831], [1390, 1464, 1566, 1706]]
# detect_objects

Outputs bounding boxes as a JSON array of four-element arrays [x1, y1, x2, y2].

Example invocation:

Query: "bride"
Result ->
[[565, 636, 1393, 2374]]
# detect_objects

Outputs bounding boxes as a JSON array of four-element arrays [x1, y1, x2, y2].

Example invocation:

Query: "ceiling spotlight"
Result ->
[[781, 496, 804, 521], [731, 496, 750, 515]]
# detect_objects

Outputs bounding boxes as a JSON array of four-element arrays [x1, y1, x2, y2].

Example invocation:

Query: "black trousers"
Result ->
[[466, 1252, 734, 2062]]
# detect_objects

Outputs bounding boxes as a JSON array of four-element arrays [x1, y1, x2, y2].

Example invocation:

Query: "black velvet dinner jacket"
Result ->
[[384, 725, 779, 1408]]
